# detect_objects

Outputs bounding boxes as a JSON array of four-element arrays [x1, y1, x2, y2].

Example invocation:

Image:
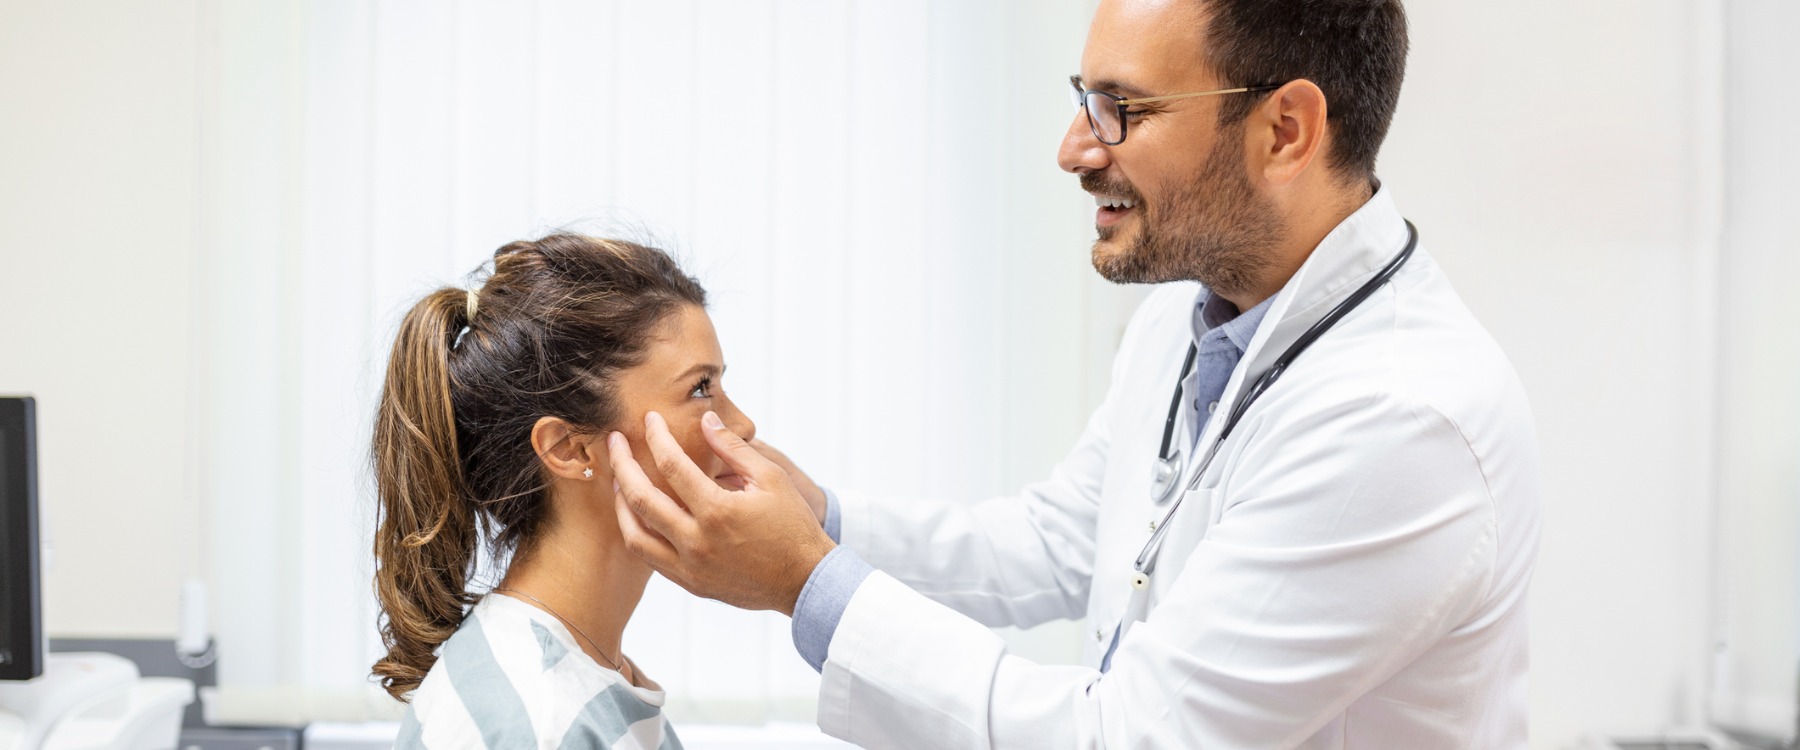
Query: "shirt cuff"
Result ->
[[790, 545, 874, 672], [822, 487, 843, 543]]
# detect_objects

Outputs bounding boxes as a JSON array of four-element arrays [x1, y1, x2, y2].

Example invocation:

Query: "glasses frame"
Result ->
[[1070, 75, 1282, 146]]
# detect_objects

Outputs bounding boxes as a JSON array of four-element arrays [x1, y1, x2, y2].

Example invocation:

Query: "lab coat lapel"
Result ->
[[1182, 187, 1412, 492]]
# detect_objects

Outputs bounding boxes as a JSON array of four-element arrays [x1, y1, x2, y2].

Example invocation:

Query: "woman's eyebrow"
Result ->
[[666, 363, 724, 385]]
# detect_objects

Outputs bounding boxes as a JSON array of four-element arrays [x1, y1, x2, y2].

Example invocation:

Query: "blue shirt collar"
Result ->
[[1192, 289, 1272, 354]]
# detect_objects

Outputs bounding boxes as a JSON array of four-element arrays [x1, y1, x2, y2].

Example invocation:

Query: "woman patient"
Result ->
[[370, 233, 755, 749]]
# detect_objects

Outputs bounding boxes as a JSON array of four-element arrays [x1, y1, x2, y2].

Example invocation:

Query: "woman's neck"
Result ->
[[496, 509, 650, 677]]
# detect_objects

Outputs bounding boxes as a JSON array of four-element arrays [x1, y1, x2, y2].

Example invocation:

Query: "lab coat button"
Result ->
[[1207, 400, 1219, 414], [1147, 520, 1157, 531], [1094, 629, 1103, 642]]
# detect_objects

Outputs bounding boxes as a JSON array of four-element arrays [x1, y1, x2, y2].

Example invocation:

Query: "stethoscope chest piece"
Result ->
[[1149, 457, 1179, 505]]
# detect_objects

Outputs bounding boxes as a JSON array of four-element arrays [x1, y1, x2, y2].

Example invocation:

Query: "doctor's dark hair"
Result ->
[[369, 232, 705, 702], [1197, 0, 1409, 180]]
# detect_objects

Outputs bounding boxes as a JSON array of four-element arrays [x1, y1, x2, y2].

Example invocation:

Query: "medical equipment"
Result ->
[[0, 652, 194, 750], [1148, 347, 1198, 506], [1, 397, 43, 683], [1132, 220, 1419, 591], [0, 397, 195, 750]]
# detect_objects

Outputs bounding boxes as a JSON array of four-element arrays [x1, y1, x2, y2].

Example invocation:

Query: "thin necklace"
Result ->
[[491, 586, 632, 681]]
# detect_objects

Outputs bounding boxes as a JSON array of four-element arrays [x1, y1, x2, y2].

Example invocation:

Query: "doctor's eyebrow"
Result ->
[[1083, 77, 1153, 99], [667, 363, 724, 386]]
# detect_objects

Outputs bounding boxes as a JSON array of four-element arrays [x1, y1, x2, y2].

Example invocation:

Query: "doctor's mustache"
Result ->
[[1081, 171, 1145, 206]]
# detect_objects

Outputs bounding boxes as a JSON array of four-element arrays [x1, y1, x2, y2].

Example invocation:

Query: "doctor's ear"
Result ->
[[530, 416, 605, 481], [1251, 78, 1330, 187]]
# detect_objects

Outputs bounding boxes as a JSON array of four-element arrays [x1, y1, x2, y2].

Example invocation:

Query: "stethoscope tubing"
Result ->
[[1133, 220, 1420, 580]]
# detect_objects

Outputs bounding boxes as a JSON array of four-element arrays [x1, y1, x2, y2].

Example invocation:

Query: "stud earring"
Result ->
[[582, 467, 594, 479]]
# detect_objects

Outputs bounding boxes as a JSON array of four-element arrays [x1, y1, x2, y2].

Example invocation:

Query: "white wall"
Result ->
[[0, 0, 204, 638], [2, 1, 1795, 748], [1388, 1, 1797, 744], [1383, 1, 1727, 743]]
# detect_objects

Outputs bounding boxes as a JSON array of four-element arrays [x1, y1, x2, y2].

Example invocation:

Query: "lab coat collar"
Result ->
[[1183, 183, 1410, 460], [1240, 184, 1408, 372]]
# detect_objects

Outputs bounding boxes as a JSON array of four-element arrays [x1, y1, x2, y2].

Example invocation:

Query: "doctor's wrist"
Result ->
[[777, 533, 837, 617], [790, 545, 875, 670]]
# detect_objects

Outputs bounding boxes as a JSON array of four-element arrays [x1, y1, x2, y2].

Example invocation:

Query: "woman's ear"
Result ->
[[531, 416, 601, 481]]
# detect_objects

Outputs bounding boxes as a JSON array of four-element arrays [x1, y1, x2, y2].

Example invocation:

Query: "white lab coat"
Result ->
[[821, 188, 1542, 749]]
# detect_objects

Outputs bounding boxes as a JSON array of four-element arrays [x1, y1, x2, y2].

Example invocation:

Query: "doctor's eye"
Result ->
[[689, 375, 714, 399]]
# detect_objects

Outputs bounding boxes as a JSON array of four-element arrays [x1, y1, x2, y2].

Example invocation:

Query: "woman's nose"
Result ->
[[721, 397, 756, 444]]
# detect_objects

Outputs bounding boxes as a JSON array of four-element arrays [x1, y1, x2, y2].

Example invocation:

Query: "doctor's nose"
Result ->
[[1058, 109, 1110, 175]]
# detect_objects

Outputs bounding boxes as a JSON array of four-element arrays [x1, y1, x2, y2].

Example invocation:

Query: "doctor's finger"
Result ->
[[642, 411, 738, 510], [695, 410, 788, 490], [606, 431, 701, 542], [612, 480, 685, 574]]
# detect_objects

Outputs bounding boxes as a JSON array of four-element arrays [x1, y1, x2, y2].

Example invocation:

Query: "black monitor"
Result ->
[[0, 397, 41, 681]]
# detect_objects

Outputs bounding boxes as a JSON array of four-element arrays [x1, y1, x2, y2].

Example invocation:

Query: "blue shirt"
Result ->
[[1184, 290, 1271, 449], [791, 289, 1272, 671]]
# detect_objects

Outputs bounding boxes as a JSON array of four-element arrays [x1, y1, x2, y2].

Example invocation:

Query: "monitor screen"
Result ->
[[0, 397, 41, 681]]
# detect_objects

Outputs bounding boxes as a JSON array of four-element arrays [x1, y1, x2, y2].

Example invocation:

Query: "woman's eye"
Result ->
[[689, 376, 713, 399]]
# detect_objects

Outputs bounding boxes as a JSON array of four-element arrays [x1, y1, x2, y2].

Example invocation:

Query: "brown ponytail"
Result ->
[[369, 234, 706, 701], [370, 287, 479, 700]]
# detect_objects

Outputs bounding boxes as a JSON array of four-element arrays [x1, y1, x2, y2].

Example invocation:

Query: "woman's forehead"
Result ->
[[638, 306, 723, 377]]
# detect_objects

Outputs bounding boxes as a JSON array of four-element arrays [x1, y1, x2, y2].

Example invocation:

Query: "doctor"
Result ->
[[609, 0, 1543, 747]]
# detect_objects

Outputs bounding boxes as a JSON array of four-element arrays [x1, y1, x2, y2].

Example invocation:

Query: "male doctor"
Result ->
[[608, 0, 1542, 747]]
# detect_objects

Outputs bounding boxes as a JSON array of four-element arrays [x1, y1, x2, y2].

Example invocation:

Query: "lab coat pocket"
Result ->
[[1146, 488, 1218, 601]]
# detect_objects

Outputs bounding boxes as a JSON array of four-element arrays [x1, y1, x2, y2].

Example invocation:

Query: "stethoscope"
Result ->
[[1130, 220, 1419, 592]]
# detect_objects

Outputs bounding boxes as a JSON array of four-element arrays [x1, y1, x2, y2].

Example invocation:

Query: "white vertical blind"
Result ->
[[197, 0, 1116, 718], [1711, 0, 1800, 740]]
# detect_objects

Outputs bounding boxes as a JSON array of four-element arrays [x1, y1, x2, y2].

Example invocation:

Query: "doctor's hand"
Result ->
[[748, 438, 827, 525], [609, 411, 836, 616]]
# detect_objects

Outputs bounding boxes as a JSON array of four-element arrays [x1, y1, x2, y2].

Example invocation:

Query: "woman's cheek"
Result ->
[[673, 422, 715, 476], [631, 448, 676, 497], [627, 421, 713, 487]]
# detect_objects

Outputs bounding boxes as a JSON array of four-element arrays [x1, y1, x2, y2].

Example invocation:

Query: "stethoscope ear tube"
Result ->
[[1131, 221, 1420, 585]]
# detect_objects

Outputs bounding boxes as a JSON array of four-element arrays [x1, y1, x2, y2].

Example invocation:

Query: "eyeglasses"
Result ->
[[1069, 75, 1281, 146]]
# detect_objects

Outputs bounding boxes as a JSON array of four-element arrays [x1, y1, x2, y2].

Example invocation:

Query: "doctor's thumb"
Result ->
[[701, 411, 773, 475]]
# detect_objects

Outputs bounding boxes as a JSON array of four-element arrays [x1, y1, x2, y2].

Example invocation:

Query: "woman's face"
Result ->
[[607, 304, 756, 494]]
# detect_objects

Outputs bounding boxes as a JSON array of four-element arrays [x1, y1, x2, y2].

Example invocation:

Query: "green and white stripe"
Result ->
[[398, 594, 682, 750]]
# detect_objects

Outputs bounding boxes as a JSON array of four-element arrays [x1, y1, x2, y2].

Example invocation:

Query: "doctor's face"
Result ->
[[608, 304, 757, 496], [1057, 0, 1280, 297]]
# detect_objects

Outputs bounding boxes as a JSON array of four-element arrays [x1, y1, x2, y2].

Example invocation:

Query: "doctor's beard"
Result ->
[[1085, 134, 1280, 297]]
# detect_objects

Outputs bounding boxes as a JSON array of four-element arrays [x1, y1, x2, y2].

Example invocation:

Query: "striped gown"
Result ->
[[397, 593, 682, 750]]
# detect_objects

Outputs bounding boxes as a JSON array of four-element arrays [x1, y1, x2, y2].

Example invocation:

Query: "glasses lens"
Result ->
[[1085, 91, 1123, 144]]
